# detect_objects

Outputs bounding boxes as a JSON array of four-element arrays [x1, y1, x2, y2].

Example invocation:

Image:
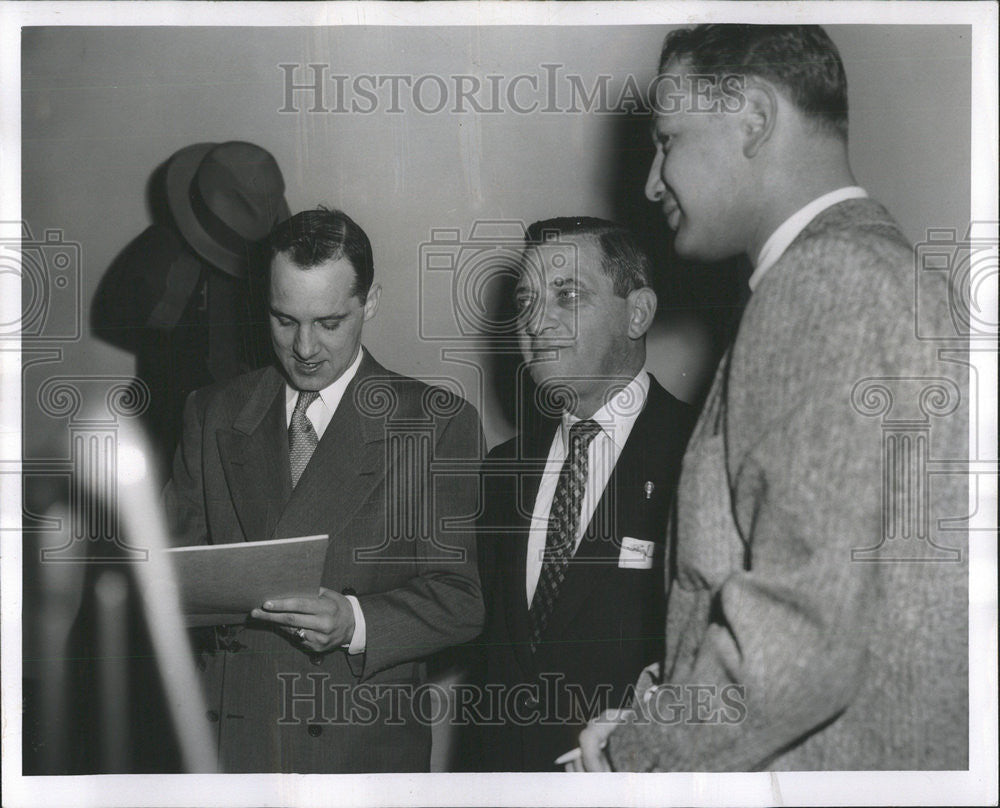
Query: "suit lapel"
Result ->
[[273, 351, 385, 544], [215, 367, 292, 541], [539, 430, 634, 642], [540, 381, 672, 641], [502, 423, 553, 676]]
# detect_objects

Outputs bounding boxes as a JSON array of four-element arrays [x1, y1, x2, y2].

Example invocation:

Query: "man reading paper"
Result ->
[[164, 207, 484, 773]]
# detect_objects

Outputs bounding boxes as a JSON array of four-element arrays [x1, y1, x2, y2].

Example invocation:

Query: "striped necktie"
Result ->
[[529, 418, 602, 650]]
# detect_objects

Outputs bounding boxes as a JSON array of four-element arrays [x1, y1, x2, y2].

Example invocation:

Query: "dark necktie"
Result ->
[[529, 418, 602, 650], [288, 391, 320, 488]]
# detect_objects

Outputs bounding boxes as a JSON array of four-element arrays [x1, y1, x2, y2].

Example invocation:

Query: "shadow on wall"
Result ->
[[90, 146, 280, 486]]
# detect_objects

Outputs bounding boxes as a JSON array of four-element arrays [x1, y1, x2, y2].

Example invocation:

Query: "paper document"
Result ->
[[163, 534, 330, 627]]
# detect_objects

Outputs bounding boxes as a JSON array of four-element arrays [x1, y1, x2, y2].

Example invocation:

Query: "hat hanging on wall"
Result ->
[[166, 141, 291, 278]]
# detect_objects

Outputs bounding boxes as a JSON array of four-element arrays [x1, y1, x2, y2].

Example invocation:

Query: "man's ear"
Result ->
[[626, 286, 657, 339], [362, 283, 381, 321], [740, 79, 778, 158]]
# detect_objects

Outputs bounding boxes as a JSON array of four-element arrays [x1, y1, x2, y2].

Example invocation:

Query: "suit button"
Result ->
[[206, 710, 219, 723], [309, 653, 323, 666], [520, 693, 538, 709], [196, 657, 207, 672], [307, 725, 323, 738]]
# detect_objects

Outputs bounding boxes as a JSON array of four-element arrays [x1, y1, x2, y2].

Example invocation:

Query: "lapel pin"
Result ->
[[644, 481, 654, 499]]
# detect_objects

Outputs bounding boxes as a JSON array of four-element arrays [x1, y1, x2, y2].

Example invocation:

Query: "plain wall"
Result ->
[[21, 23, 970, 451]]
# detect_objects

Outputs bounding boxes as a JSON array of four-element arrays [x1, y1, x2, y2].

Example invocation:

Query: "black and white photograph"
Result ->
[[1, 2, 997, 806]]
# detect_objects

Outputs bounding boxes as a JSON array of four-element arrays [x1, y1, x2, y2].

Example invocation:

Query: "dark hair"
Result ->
[[660, 24, 848, 139], [266, 207, 374, 299], [523, 217, 651, 298]]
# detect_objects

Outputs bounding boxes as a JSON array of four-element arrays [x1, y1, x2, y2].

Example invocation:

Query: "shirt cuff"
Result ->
[[344, 594, 366, 654]]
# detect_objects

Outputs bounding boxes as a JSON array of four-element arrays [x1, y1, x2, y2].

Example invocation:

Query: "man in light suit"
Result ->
[[477, 217, 695, 770], [165, 207, 484, 772], [577, 25, 968, 771]]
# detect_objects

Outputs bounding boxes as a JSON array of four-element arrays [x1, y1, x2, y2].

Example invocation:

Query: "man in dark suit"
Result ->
[[477, 217, 695, 771], [578, 25, 968, 772], [164, 207, 484, 773]]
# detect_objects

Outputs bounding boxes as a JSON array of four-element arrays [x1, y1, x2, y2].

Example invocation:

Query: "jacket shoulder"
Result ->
[[782, 198, 913, 286], [354, 364, 480, 427], [646, 375, 694, 417], [486, 434, 519, 461], [188, 366, 275, 415]]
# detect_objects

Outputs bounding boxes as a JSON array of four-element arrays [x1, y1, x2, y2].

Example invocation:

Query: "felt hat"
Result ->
[[166, 141, 290, 278]]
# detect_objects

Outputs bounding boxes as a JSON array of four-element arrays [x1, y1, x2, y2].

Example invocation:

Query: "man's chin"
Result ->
[[282, 365, 335, 392], [673, 229, 742, 264], [533, 375, 583, 417], [671, 228, 699, 260]]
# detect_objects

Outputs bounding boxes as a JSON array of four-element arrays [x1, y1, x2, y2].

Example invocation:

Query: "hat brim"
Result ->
[[165, 142, 290, 279]]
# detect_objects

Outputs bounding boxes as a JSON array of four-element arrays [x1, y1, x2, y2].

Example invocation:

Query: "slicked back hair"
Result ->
[[523, 217, 652, 299], [266, 207, 374, 300], [660, 24, 849, 140]]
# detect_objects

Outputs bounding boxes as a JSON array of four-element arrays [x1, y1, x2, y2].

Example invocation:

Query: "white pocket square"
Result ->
[[618, 536, 656, 569]]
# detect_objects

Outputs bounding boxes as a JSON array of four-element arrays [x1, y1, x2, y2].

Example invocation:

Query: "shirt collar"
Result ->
[[560, 370, 650, 452], [285, 345, 365, 413], [750, 186, 868, 291]]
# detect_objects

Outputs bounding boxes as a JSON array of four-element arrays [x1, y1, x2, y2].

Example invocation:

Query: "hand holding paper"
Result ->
[[163, 534, 330, 626], [252, 586, 355, 652]]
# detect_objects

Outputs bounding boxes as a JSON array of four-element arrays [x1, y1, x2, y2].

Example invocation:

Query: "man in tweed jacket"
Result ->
[[576, 25, 968, 771]]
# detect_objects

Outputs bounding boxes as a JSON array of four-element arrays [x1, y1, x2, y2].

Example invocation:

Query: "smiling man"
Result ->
[[475, 217, 695, 771], [576, 24, 968, 772], [164, 207, 484, 772]]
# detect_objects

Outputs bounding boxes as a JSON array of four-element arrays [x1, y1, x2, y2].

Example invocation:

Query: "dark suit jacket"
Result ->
[[476, 375, 694, 771], [163, 349, 484, 772]]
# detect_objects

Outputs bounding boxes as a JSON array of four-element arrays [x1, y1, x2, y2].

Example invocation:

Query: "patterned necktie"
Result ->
[[529, 418, 603, 650], [288, 391, 320, 488]]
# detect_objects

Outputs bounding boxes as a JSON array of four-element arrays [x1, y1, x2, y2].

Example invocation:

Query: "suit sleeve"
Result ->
[[352, 400, 486, 678], [607, 231, 959, 770], [161, 390, 210, 547]]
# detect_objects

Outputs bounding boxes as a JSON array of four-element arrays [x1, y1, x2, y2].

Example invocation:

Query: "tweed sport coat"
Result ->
[[608, 199, 969, 771], [164, 349, 484, 772]]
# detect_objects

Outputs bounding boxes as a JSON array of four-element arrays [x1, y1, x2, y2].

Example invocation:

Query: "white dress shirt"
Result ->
[[283, 346, 367, 654], [750, 186, 868, 291], [525, 370, 650, 605]]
